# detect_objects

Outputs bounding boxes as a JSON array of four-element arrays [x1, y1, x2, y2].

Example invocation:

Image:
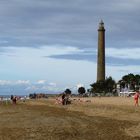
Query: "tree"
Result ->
[[105, 76, 116, 92], [78, 87, 86, 95], [119, 73, 140, 91], [64, 89, 72, 95], [90, 80, 106, 94], [135, 74, 140, 85], [90, 76, 116, 95], [122, 73, 135, 90], [29, 93, 37, 99]]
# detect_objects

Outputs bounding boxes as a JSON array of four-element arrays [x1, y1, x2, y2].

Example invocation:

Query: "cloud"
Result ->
[[0, 40, 9, 44], [106, 48, 140, 60], [0, 80, 60, 94], [37, 80, 46, 84], [16, 80, 30, 85], [0, 0, 140, 49], [25, 83, 61, 93], [48, 82, 57, 87], [41, 86, 59, 92], [48, 47, 140, 66], [0, 80, 11, 85], [0, 80, 30, 85], [25, 86, 39, 91], [77, 83, 84, 89], [49, 53, 96, 62]]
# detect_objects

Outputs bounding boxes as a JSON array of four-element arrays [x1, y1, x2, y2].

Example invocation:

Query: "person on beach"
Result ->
[[62, 93, 66, 105], [134, 90, 139, 106], [11, 95, 17, 104], [11, 95, 13, 101], [13, 96, 17, 104]]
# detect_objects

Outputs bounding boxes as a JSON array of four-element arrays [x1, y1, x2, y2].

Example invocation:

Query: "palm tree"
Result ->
[[120, 73, 140, 91]]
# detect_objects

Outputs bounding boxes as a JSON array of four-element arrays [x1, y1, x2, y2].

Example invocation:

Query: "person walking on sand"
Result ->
[[134, 90, 139, 106]]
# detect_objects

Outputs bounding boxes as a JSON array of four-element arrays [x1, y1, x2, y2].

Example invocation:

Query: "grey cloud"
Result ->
[[0, 0, 140, 50], [48, 53, 97, 62], [48, 52, 140, 66]]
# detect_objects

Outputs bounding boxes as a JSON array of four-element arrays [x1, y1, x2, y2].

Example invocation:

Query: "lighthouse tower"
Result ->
[[97, 20, 105, 81]]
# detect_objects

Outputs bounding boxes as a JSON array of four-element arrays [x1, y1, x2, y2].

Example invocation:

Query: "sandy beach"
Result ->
[[0, 97, 140, 140]]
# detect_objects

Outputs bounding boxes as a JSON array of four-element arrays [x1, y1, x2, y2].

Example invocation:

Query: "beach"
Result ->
[[0, 97, 140, 140]]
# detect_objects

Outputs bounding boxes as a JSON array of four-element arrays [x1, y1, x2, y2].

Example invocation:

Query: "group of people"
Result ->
[[60, 91, 140, 106]]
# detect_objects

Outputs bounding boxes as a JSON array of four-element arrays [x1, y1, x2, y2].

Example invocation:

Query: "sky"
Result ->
[[0, 0, 140, 95]]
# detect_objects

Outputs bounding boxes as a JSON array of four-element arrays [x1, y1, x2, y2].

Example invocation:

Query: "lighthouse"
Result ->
[[97, 20, 105, 81]]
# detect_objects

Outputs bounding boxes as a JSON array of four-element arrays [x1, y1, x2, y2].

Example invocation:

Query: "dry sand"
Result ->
[[0, 97, 140, 140]]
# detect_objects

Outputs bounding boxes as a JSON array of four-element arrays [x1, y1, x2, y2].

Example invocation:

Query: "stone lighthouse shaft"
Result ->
[[97, 20, 105, 81]]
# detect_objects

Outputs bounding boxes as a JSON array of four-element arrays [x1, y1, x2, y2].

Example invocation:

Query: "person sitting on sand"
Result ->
[[62, 93, 66, 105], [12, 96, 17, 104], [134, 90, 139, 106]]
